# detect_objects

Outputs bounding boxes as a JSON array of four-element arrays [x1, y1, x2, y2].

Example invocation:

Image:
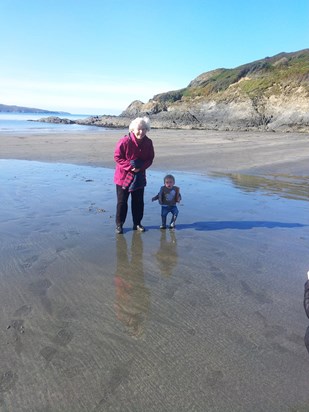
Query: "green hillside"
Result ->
[[153, 49, 309, 104]]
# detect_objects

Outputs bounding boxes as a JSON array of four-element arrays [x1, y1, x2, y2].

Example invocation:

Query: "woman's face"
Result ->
[[133, 125, 147, 140]]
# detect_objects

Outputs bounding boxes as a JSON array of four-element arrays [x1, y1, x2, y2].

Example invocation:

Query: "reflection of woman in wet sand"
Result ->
[[155, 230, 178, 277], [114, 233, 150, 338]]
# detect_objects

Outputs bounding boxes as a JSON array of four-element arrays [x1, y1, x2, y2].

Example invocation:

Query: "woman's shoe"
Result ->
[[133, 224, 145, 232], [116, 225, 123, 234]]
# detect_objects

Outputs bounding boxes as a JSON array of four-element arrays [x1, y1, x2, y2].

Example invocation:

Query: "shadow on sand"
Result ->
[[146, 221, 307, 232]]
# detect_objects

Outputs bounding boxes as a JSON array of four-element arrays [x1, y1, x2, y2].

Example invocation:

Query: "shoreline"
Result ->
[[1, 129, 309, 178]]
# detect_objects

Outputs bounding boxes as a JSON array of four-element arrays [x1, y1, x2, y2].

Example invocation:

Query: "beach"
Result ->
[[1, 129, 309, 411], [1, 129, 309, 176]]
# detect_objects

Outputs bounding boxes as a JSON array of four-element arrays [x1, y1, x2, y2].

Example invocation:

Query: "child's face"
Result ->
[[164, 178, 174, 189]]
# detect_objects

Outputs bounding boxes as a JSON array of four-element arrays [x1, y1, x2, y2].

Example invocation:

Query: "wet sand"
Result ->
[[0, 129, 309, 411]]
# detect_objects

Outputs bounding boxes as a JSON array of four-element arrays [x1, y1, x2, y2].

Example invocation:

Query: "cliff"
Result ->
[[78, 49, 309, 132]]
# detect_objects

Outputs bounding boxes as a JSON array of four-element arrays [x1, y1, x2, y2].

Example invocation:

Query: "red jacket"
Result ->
[[114, 132, 155, 187]]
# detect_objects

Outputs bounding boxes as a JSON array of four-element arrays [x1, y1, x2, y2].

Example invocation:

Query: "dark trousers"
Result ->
[[116, 185, 144, 226]]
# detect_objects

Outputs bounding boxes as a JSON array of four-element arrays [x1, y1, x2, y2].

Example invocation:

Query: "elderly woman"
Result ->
[[114, 117, 155, 234]]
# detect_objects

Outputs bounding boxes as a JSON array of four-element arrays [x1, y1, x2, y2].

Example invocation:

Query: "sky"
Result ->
[[0, 0, 308, 115]]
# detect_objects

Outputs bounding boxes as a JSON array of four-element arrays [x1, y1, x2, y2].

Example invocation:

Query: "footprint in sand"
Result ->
[[28, 279, 53, 314], [6, 320, 25, 355], [240, 280, 273, 304], [52, 328, 74, 346], [40, 346, 58, 363], [40, 325, 74, 372], [8, 306, 32, 354], [254, 311, 303, 348], [0, 371, 18, 393], [40, 349, 83, 378], [28, 278, 52, 296], [13, 305, 32, 317], [7, 319, 25, 334], [20, 254, 39, 270], [93, 359, 133, 410]]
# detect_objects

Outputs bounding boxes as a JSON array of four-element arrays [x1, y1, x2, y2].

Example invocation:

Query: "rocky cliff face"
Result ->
[[84, 49, 309, 132]]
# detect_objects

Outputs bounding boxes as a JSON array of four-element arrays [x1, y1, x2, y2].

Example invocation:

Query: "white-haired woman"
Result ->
[[114, 117, 155, 234]]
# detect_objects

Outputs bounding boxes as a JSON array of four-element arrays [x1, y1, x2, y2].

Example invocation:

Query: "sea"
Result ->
[[0, 112, 104, 134]]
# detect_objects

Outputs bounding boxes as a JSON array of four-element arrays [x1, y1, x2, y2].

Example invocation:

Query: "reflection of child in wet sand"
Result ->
[[304, 271, 309, 353], [155, 230, 178, 277], [152, 174, 181, 229]]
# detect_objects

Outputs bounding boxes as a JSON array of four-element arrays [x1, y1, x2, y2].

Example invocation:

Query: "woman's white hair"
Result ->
[[129, 117, 151, 132]]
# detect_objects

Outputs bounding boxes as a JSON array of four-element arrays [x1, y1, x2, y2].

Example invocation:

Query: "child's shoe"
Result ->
[[170, 215, 177, 229]]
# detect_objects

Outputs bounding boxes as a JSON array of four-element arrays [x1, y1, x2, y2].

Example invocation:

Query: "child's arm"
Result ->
[[152, 187, 163, 203], [175, 186, 181, 202]]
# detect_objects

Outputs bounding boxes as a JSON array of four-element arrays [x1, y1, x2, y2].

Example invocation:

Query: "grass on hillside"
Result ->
[[182, 54, 309, 100]]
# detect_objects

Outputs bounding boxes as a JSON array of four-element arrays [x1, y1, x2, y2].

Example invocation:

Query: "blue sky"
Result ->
[[0, 0, 308, 115]]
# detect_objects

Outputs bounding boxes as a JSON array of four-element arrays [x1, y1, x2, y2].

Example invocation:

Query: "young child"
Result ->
[[152, 174, 181, 229]]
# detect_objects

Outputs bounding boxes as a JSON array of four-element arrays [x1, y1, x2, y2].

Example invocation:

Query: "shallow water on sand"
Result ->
[[1, 160, 309, 411]]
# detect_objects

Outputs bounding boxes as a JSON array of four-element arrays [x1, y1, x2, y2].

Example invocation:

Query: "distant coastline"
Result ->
[[0, 103, 70, 115]]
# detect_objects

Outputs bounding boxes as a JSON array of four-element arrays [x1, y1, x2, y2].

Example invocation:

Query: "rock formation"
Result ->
[[43, 49, 309, 132]]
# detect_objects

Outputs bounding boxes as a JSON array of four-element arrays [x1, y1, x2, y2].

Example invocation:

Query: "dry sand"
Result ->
[[1, 128, 309, 176], [0, 129, 309, 411]]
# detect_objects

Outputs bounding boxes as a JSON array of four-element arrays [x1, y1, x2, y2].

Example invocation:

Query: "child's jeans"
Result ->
[[161, 205, 179, 225]]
